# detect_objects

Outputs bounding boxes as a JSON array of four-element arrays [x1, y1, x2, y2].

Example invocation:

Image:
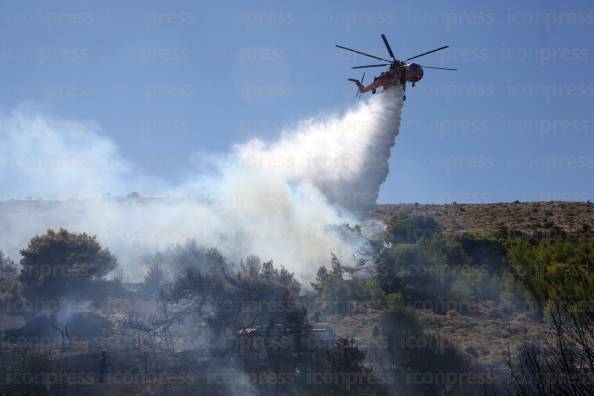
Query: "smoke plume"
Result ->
[[0, 88, 404, 281]]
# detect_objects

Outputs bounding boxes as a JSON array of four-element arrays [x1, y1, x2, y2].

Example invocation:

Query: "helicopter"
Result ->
[[336, 34, 457, 100]]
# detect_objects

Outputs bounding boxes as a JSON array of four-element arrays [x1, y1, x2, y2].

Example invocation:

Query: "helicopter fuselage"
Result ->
[[353, 62, 424, 94]]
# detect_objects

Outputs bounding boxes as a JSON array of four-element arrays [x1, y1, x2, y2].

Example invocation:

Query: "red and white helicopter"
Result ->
[[336, 34, 457, 100]]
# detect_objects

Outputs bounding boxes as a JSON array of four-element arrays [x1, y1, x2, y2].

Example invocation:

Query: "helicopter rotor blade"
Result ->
[[361, 72, 365, 84], [406, 45, 449, 61], [381, 34, 396, 60], [419, 65, 458, 71], [336, 45, 391, 62], [352, 64, 389, 69]]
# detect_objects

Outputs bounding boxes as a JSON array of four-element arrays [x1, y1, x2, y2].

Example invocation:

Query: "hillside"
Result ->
[[370, 201, 594, 239], [1, 200, 593, 394]]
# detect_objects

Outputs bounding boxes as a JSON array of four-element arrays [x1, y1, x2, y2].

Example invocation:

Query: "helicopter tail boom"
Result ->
[[347, 78, 365, 92]]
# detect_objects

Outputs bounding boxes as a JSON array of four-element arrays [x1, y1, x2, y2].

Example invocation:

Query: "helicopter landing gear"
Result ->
[[403, 94, 406, 101], [371, 89, 376, 94]]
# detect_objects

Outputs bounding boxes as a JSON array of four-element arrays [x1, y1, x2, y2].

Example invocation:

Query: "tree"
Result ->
[[155, 246, 304, 352], [499, 304, 594, 396], [312, 266, 330, 293], [310, 255, 352, 314], [143, 262, 166, 297], [18, 228, 117, 300], [324, 337, 378, 395], [0, 251, 17, 279], [327, 337, 366, 373], [0, 250, 23, 314]]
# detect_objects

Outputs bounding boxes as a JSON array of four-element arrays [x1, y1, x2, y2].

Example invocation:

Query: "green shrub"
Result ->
[[507, 239, 594, 311]]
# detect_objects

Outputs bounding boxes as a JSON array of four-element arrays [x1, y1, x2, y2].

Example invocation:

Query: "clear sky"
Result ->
[[1, 0, 593, 204]]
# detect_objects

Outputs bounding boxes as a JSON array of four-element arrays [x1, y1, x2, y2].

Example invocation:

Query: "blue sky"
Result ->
[[1, 0, 593, 203]]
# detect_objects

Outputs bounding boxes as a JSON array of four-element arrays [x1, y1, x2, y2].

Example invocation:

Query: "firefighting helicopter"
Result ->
[[336, 34, 457, 100]]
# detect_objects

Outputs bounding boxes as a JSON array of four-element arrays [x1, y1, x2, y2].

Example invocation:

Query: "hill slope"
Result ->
[[369, 201, 593, 239]]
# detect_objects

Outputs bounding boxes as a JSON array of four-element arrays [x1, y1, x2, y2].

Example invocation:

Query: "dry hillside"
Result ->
[[369, 201, 594, 239]]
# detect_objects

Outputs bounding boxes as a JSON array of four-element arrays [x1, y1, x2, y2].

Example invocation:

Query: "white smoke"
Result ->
[[0, 88, 403, 282]]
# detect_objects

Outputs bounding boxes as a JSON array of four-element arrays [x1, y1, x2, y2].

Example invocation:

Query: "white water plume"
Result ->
[[0, 87, 404, 281], [235, 87, 403, 214]]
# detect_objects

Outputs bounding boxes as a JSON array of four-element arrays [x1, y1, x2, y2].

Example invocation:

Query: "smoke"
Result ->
[[0, 88, 404, 282]]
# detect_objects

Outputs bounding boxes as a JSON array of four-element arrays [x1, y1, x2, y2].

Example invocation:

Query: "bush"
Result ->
[[378, 215, 527, 311], [387, 213, 442, 244], [382, 296, 476, 395], [456, 234, 507, 272], [507, 239, 594, 311], [18, 228, 117, 300], [376, 241, 449, 304]]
